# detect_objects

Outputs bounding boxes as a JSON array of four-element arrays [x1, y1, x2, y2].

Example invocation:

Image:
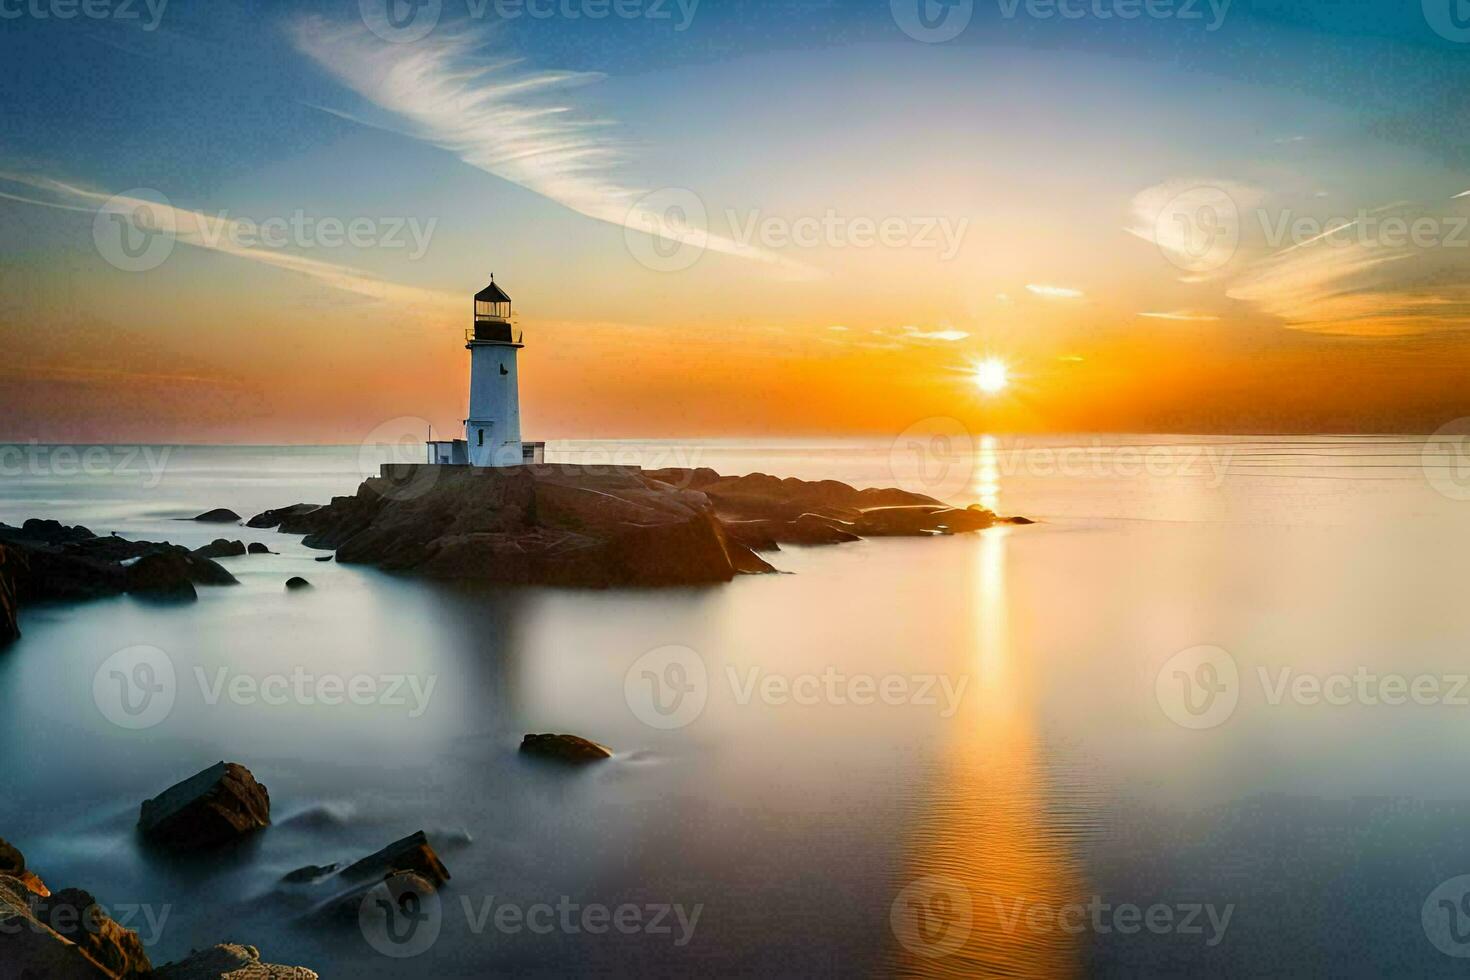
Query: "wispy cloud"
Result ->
[[1025, 283, 1084, 299], [291, 18, 804, 275], [1456, 189, 1470, 200], [0, 172, 459, 313], [1138, 310, 1220, 322], [901, 326, 970, 342], [1126, 178, 1264, 282]]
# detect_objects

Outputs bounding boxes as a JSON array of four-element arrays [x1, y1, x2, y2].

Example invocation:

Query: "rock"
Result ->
[[519, 733, 612, 764], [192, 540, 246, 560], [190, 509, 241, 524], [246, 543, 274, 555], [1006, 515, 1037, 525], [284, 577, 311, 590], [0, 836, 50, 897], [0, 525, 238, 614], [39, 887, 152, 978], [337, 831, 450, 889], [312, 556, 332, 563], [151, 943, 317, 979], [0, 544, 20, 646], [280, 465, 771, 587], [245, 504, 322, 531], [138, 762, 270, 850], [0, 875, 151, 978], [646, 468, 1007, 544], [124, 554, 199, 600], [280, 864, 338, 884]]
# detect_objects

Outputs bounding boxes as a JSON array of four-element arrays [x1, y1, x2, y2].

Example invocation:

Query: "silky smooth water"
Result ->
[[2, 436, 1469, 976]]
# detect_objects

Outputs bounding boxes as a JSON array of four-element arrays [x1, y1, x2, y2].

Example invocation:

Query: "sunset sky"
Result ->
[[2, 0, 1469, 443]]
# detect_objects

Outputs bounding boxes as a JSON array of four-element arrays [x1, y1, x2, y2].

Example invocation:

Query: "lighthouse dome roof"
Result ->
[[474, 279, 511, 303]]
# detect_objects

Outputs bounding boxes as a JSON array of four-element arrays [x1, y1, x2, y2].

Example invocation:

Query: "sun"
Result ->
[[971, 357, 1010, 394]]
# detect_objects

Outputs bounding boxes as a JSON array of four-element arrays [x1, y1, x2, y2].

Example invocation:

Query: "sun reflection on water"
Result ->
[[891, 527, 1091, 977]]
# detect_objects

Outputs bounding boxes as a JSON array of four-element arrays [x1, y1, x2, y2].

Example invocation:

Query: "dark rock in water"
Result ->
[[151, 943, 317, 979], [1006, 515, 1037, 525], [139, 762, 271, 850], [284, 577, 311, 590], [17, 518, 96, 546], [0, 544, 20, 646], [0, 875, 152, 978], [192, 539, 246, 559], [336, 831, 450, 889], [520, 733, 612, 764], [246, 542, 274, 555], [246, 503, 323, 531], [190, 508, 241, 524], [123, 550, 237, 600], [281, 863, 339, 884], [313, 555, 333, 563]]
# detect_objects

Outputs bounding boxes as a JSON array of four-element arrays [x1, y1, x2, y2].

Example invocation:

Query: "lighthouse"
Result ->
[[426, 275, 545, 467]]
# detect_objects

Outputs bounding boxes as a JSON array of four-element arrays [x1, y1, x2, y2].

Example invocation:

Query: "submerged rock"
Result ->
[[190, 509, 241, 524], [284, 577, 311, 590], [337, 830, 450, 889], [138, 762, 271, 850], [192, 539, 246, 560], [280, 864, 339, 884], [520, 733, 613, 764], [151, 943, 317, 979]]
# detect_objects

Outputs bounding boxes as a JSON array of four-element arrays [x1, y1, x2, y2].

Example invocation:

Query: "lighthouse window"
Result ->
[[477, 429, 484, 447]]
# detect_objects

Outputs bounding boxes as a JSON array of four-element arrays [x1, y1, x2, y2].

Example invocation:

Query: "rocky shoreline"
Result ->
[[0, 466, 1028, 643]]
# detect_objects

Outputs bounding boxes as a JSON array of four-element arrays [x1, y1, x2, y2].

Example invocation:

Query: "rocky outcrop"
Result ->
[[189, 509, 241, 524], [245, 504, 322, 531], [246, 543, 273, 555], [0, 544, 20, 647], [138, 763, 270, 850], [0, 875, 152, 978], [151, 943, 318, 979], [0, 523, 237, 614], [644, 467, 1006, 543], [264, 465, 772, 587], [0, 836, 48, 897], [520, 733, 612, 764]]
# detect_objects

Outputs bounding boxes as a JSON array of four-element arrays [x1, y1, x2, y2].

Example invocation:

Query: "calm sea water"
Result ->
[[3, 436, 1470, 977]]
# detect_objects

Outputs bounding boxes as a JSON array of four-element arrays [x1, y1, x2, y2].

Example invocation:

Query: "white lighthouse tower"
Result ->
[[426, 275, 544, 467]]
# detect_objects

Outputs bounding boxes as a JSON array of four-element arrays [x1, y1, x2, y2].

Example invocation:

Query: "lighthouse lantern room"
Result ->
[[426, 275, 545, 467]]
